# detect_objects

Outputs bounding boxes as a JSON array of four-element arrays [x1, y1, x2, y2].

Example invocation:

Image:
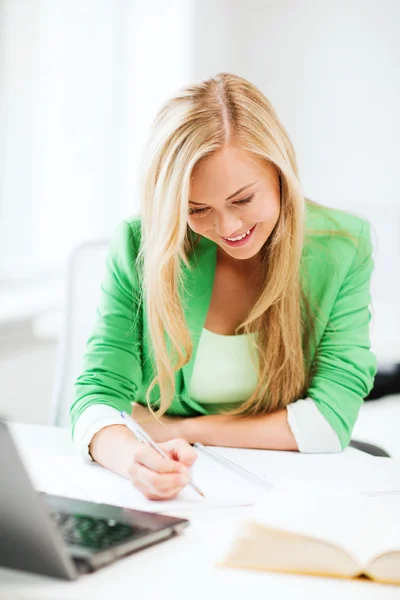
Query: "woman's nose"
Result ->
[[214, 212, 243, 238]]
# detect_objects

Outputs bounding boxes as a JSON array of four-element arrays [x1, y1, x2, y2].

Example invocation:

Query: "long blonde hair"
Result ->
[[139, 73, 311, 416]]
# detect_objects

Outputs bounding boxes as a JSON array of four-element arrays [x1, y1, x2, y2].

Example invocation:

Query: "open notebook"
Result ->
[[24, 444, 400, 512], [220, 480, 400, 585], [26, 444, 271, 513], [25, 444, 400, 513]]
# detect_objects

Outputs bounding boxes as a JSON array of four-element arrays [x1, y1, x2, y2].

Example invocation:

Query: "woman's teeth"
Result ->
[[224, 228, 251, 242]]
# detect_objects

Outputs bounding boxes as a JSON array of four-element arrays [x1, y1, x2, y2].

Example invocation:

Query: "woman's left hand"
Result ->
[[130, 403, 186, 443]]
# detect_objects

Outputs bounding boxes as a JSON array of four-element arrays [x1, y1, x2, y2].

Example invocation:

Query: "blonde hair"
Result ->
[[139, 72, 311, 417]]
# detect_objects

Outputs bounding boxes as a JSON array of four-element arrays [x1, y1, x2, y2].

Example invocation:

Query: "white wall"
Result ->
[[0, 0, 120, 276], [193, 0, 400, 363], [117, 0, 194, 217], [0, 0, 194, 279], [0, 0, 195, 425], [0, 0, 38, 276], [194, 0, 400, 214], [0, 333, 56, 425]]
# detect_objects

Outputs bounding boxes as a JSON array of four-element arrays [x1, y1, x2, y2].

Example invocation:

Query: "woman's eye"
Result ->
[[188, 193, 254, 216], [234, 194, 254, 206], [188, 206, 209, 216]]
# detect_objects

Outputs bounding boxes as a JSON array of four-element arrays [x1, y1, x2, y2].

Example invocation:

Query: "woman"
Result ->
[[71, 73, 376, 500]]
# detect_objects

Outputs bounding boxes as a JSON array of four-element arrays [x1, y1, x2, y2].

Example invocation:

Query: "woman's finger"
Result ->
[[139, 466, 189, 491], [137, 484, 184, 501], [129, 463, 189, 497], [134, 444, 186, 474], [161, 438, 198, 467]]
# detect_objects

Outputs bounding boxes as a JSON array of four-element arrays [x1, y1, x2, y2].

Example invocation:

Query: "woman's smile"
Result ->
[[219, 224, 257, 248]]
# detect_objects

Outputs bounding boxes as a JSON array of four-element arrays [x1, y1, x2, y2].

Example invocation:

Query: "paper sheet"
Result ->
[[209, 446, 400, 494], [25, 444, 400, 519], [26, 452, 268, 513]]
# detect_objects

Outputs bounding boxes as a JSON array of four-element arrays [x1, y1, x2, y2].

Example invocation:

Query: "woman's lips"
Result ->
[[220, 224, 257, 248]]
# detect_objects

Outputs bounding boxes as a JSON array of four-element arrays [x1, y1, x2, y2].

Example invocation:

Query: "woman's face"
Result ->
[[188, 145, 281, 261]]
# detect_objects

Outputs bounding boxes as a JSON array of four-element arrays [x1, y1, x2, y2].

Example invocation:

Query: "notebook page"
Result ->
[[24, 453, 92, 502], [249, 480, 400, 567], [210, 446, 400, 494], [27, 453, 268, 513]]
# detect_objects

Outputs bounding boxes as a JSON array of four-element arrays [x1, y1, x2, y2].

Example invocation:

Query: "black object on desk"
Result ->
[[351, 363, 399, 457], [365, 363, 400, 400], [349, 439, 390, 457]]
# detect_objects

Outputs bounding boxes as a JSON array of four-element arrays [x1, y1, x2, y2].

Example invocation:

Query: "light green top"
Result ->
[[189, 328, 258, 412]]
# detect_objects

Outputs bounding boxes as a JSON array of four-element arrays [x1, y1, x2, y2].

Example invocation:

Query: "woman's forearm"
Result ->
[[182, 409, 298, 451]]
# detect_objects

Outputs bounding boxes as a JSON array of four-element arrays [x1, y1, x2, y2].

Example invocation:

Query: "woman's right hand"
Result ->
[[127, 438, 197, 500], [89, 425, 197, 500]]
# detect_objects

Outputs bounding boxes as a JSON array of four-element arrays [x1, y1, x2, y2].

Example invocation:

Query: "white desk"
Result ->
[[1, 423, 400, 600]]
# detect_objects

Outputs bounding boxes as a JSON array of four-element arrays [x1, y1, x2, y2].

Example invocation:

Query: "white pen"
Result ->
[[120, 411, 205, 498]]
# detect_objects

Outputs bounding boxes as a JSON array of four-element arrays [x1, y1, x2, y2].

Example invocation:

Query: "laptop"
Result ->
[[0, 419, 189, 580]]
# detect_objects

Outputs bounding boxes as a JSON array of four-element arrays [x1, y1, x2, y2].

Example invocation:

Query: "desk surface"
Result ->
[[1, 423, 400, 600]]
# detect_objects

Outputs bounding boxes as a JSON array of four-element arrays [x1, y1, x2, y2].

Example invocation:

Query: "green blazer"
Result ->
[[71, 203, 376, 449]]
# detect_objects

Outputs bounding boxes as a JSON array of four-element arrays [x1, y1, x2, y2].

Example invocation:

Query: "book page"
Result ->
[[366, 549, 400, 584], [26, 453, 268, 513], [248, 480, 400, 567], [221, 525, 361, 578]]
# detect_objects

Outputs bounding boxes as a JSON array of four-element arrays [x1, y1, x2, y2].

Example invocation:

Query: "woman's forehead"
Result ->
[[190, 146, 277, 202]]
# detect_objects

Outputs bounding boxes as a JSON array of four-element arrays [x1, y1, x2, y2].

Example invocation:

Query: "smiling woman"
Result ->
[[71, 73, 376, 501]]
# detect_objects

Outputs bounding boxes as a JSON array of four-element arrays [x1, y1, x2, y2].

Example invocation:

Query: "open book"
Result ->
[[220, 480, 400, 585]]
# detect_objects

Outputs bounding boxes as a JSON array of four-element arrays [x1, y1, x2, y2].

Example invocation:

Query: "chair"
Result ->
[[349, 440, 390, 457], [50, 240, 110, 427]]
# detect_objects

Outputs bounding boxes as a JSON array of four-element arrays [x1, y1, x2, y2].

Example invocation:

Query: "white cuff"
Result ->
[[73, 405, 128, 462], [286, 398, 342, 453]]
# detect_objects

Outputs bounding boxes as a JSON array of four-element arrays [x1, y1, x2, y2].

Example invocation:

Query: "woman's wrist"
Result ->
[[89, 424, 141, 478]]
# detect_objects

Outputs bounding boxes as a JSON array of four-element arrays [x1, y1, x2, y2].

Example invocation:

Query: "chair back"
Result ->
[[50, 240, 109, 427]]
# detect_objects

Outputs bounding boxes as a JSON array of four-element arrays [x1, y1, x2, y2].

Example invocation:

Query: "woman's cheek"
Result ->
[[187, 217, 197, 232], [188, 216, 206, 235], [250, 202, 279, 224]]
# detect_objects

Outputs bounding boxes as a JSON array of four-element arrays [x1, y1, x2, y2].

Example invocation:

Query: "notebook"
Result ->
[[210, 446, 400, 495], [220, 480, 400, 585], [25, 444, 400, 514], [26, 443, 271, 513]]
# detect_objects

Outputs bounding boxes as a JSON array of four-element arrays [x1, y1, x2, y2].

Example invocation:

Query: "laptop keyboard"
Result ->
[[51, 512, 150, 550]]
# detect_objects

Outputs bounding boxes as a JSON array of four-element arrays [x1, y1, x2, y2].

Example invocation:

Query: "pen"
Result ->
[[120, 411, 205, 498]]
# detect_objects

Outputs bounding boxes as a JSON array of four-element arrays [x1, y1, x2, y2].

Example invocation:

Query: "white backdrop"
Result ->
[[1, 0, 399, 362], [0, 0, 193, 279]]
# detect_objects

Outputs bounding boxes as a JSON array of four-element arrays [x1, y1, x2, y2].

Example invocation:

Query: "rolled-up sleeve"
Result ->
[[286, 398, 341, 453]]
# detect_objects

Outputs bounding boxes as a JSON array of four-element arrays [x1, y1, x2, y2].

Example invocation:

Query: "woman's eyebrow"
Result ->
[[225, 180, 258, 200], [189, 180, 258, 205]]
